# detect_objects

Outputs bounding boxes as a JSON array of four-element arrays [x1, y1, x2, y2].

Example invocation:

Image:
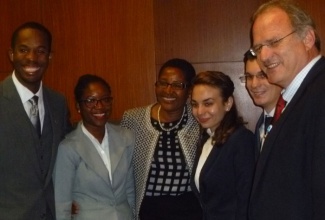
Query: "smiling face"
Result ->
[[191, 84, 232, 132], [252, 7, 313, 88], [245, 58, 282, 112], [9, 28, 51, 93], [77, 82, 112, 134], [155, 67, 189, 113]]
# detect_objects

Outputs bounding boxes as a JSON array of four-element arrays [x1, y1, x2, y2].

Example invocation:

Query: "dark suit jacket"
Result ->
[[191, 125, 255, 220], [254, 113, 264, 161], [249, 56, 325, 220], [0, 76, 71, 220]]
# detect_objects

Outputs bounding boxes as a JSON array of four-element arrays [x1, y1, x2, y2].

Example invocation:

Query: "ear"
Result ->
[[8, 49, 13, 62], [303, 28, 316, 51], [49, 52, 53, 60], [76, 103, 81, 113], [225, 96, 234, 111]]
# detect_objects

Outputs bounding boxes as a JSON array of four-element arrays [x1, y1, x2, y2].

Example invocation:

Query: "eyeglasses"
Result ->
[[155, 81, 188, 90], [239, 72, 267, 83], [250, 30, 296, 56], [79, 97, 113, 108]]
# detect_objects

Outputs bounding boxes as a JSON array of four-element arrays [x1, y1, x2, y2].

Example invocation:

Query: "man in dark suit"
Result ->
[[242, 50, 281, 159], [248, 1, 325, 220], [0, 22, 71, 220]]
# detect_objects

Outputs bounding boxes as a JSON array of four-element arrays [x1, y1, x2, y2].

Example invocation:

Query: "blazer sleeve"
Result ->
[[53, 139, 80, 220], [233, 128, 255, 220], [125, 128, 135, 212]]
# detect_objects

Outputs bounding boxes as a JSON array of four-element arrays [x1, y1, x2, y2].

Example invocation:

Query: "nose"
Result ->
[[250, 76, 259, 88], [258, 45, 272, 63], [26, 50, 37, 61], [94, 100, 106, 109], [196, 104, 205, 116]]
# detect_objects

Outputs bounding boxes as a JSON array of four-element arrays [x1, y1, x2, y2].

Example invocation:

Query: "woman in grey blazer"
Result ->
[[53, 74, 135, 220]]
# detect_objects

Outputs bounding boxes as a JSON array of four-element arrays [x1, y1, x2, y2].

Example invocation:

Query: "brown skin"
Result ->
[[76, 82, 112, 143], [9, 28, 52, 94], [152, 67, 190, 122]]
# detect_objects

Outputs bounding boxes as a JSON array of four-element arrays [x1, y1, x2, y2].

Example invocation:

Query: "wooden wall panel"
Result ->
[[0, 0, 156, 123], [153, 0, 259, 64], [41, 0, 156, 123], [154, 0, 261, 131], [0, 0, 42, 78], [153, 0, 325, 131]]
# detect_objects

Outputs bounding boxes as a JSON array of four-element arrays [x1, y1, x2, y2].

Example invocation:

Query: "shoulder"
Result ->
[[107, 123, 135, 143], [228, 125, 254, 145], [123, 104, 152, 117], [43, 86, 67, 104], [121, 104, 153, 127]]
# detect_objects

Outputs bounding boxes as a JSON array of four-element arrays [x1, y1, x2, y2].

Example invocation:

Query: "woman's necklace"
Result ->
[[157, 105, 185, 132]]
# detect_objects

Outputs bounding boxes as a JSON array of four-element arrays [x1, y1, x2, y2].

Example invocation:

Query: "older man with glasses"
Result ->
[[248, 1, 325, 220]]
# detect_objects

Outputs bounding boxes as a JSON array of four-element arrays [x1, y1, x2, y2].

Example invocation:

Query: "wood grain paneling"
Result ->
[[1, 0, 325, 128], [0, 0, 42, 79], [154, 0, 261, 130], [153, 0, 259, 64]]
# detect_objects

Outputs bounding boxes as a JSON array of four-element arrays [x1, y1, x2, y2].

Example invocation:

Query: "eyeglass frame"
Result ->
[[239, 72, 267, 83], [155, 81, 188, 90], [79, 97, 113, 108], [250, 30, 296, 56]]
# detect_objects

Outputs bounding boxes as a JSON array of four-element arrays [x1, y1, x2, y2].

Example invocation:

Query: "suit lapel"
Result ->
[[107, 124, 125, 177], [74, 123, 112, 187], [252, 57, 325, 194], [2, 77, 43, 179]]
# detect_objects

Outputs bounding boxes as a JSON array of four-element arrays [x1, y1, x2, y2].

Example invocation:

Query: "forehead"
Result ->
[[159, 67, 186, 81], [83, 82, 110, 96], [14, 28, 49, 48], [245, 59, 262, 73], [192, 84, 221, 100], [252, 7, 293, 44]]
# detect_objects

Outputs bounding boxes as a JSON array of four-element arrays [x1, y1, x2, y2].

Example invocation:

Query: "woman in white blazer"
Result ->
[[53, 74, 135, 220]]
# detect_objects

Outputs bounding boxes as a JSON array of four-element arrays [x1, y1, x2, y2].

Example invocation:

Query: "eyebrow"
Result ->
[[245, 70, 264, 75]]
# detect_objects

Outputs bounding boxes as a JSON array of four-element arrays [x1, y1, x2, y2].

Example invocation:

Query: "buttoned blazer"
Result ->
[[0, 75, 71, 220], [121, 103, 200, 219], [249, 56, 325, 220], [53, 122, 135, 220], [191, 125, 255, 220]]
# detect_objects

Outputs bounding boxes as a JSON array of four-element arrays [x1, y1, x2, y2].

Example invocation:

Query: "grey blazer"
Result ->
[[121, 103, 200, 219], [0, 75, 71, 220], [53, 122, 135, 220]]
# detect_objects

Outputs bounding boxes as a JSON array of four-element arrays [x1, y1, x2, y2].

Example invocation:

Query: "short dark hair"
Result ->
[[158, 58, 196, 84], [243, 49, 256, 64], [11, 21, 52, 51], [74, 74, 111, 101]]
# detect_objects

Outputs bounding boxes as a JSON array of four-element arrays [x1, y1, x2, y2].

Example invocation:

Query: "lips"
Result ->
[[23, 66, 40, 73], [162, 97, 176, 101], [198, 117, 210, 124]]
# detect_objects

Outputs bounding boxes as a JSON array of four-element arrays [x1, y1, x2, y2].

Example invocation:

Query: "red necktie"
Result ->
[[272, 95, 286, 124]]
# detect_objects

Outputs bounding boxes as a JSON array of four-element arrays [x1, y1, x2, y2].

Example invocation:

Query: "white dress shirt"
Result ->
[[81, 123, 112, 182], [12, 71, 45, 131]]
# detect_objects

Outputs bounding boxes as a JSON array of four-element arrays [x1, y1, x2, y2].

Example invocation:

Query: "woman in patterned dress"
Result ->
[[121, 58, 202, 220]]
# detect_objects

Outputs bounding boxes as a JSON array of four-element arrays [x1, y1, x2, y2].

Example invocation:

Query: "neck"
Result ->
[[158, 105, 185, 122], [85, 125, 105, 143]]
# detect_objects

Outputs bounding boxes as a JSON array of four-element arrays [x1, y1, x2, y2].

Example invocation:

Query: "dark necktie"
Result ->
[[272, 94, 287, 124], [264, 116, 273, 134], [29, 96, 41, 137]]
